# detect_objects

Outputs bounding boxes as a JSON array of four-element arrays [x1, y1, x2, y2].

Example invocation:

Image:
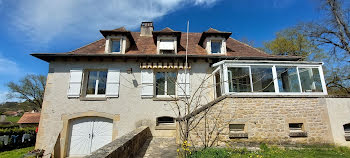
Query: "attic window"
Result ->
[[159, 39, 175, 54], [111, 39, 121, 53], [211, 40, 222, 53]]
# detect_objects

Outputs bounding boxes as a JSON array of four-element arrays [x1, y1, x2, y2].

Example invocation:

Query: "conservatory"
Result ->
[[212, 60, 328, 97]]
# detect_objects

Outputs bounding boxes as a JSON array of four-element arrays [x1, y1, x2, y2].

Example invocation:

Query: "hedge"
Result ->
[[0, 127, 36, 152]]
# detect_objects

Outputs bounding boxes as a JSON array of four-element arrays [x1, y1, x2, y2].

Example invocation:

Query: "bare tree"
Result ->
[[6, 74, 46, 108]]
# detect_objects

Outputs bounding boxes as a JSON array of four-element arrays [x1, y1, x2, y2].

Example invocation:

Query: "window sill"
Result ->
[[80, 97, 107, 101], [289, 131, 308, 137], [229, 132, 248, 139], [153, 97, 178, 101], [155, 125, 176, 130]]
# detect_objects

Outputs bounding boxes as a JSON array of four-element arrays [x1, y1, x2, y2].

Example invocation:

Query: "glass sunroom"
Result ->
[[212, 60, 327, 97]]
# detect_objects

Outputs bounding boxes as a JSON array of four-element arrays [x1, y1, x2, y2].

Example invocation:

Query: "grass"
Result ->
[[5, 116, 21, 124], [0, 146, 34, 158], [189, 144, 350, 158]]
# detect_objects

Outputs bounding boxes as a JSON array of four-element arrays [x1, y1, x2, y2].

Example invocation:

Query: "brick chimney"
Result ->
[[140, 22, 153, 37]]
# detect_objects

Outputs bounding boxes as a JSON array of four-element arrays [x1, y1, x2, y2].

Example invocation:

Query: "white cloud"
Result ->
[[0, 54, 20, 76], [9, 0, 220, 46]]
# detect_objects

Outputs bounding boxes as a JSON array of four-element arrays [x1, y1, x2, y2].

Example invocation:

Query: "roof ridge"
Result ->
[[69, 38, 104, 53]]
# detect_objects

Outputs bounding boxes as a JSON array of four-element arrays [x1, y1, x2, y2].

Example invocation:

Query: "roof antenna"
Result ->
[[185, 20, 189, 74]]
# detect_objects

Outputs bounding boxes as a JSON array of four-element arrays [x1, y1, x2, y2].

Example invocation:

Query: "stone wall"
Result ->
[[85, 126, 152, 158], [184, 97, 334, 147]]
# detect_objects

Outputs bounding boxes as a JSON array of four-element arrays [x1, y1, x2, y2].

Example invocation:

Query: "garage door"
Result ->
[[68, 117, 113, 157]]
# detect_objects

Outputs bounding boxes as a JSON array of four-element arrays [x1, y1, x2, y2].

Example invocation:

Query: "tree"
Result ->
[[262, 28, 322, 59], [6, 74, 46, 108], [300, 0, 350, 95], [303, 0, 350, 56]]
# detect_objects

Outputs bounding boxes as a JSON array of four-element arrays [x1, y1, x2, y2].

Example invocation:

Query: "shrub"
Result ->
[[0, 127, 36, 152]]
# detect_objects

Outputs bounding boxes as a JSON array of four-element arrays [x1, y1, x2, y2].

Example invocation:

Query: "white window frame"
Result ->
[[205, 37, 226, 54], [105, 35, 127, 54], [154, 71, 177, 97], [157, 36, 177, 54], [85, 70, 107, 98], [217, 61, 327, 96]]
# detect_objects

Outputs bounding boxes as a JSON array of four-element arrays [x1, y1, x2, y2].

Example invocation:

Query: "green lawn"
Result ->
[[5, 116, 21, 124], [0, 147, 34, 158], [189, 144, 350, 158]]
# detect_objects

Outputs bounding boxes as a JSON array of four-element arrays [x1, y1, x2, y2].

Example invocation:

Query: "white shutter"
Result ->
[[106, 68, 120, 97], [141, 69, 154, 98], [68, 69, 83, 98], [159, 40, 174, 50], [177, 70, 190, 97]]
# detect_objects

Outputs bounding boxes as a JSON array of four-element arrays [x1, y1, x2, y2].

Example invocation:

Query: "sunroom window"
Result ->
[[228, 67, 251, 92], [86, 70, 108, 96], [155, 71, 177, 96], [276, 67, 301, 92], [299, 68, 323, 92], [251, 66, 275, 92]]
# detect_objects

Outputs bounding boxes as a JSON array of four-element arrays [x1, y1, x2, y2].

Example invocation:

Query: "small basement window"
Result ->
[[289, 123, 303, 132], [229, 124, 245, 132], [344, 124, 350, 141], [229, 124, 247, 139], [156, 116, 175, 126], [289, 123, 307, 137]]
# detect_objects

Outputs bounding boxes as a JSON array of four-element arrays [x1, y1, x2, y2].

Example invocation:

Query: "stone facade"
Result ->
[[185, 97, 334, 147]]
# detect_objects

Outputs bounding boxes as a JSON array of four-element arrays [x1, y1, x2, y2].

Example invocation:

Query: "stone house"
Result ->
[[31, 22, 350, 158], [17, 112, 40, 128]]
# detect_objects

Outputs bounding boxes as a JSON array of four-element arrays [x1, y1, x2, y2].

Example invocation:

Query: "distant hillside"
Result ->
[[0, 102, 40, 114]]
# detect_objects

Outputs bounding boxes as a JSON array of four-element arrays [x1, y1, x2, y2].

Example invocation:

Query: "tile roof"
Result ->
[[68, 31, 278, 58], [32, 27, 301, 61], [17, 112, 40, 124]]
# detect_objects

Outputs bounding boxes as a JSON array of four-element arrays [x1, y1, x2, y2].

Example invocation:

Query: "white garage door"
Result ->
[[68, 117, 113, 157]]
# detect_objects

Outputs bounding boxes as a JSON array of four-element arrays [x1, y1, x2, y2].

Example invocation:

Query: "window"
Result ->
[[229, 124, 248, 138], [276, 67, 301, 92], [229, 124, 245, 132], [155, 71, 177, 96], [344, 124, 350, 141], [289, 123, 303, 132], [344, 124, 350, 134], [86, 70, 108, 96], [156, 116, 175, 126], [211, 40, 222, 53], [251, 66, 275, 92], [299, 68, 323, 92], [111, 39, 121, 53], [289, 123, 307, 137], [159, 39, 175, 54], [228, 67, 251, 92]]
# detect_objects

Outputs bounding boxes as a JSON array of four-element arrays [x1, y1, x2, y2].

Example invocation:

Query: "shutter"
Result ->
[[177, 70, 190, 97], [68, 69, 83, 98], [159, 40, 174, 50], [141, 69, 154, 98], [106, 68, 120, 97]]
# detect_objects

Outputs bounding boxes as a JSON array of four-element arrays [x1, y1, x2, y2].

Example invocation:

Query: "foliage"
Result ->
[[6, 74, 46, 108], [0, 127, 36, 152], [262, 27, 322, 58], [0, 101, 39, 115], [0, 146, 34, 158], [5, 116, 21, 124], [189, 144, 350, 158]]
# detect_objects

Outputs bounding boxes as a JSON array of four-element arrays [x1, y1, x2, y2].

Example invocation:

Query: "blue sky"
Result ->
[[0, 0, 322, 103]]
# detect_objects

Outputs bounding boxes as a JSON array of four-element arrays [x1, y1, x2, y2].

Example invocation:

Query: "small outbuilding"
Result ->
[[17, 112, 40, 127]]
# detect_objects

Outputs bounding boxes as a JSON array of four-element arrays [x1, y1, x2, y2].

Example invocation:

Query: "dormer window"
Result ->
[[211, 40, 222, 54], [159, 39, 175, 54], [111, 39, 121, 53], [156, 37, 177, 54]]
